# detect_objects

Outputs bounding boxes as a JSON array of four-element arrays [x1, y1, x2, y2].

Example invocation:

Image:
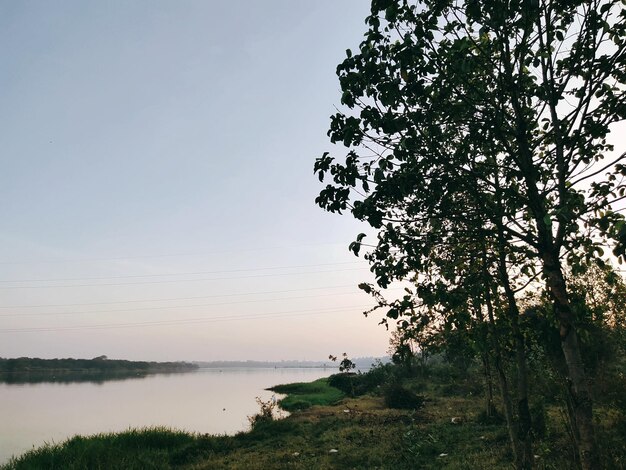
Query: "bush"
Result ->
[[327, 372, 357, 395], [439, 378, 484, 397], [475, 407, 505, 425], [327, 362, 395, 397], [426, 362, 466, 382], [247, 397, 276, 429], [383, 383, 425, 410]]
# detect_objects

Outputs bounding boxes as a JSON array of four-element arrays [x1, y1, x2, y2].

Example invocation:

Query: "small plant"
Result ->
[[329, 353, 358, 396], [247, 396, 277, 429], [329, 353, 356, 373]]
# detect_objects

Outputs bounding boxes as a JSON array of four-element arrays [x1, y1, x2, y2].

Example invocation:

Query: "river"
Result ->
[[0, 367, 334, 464]]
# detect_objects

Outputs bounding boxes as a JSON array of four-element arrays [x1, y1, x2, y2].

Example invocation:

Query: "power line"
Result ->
[[0, 267, 367, 290], [0, 289, 380, 317], [0, 261, 366, 283], [0, 242, 351, 265], [0, 284, 358, 309], [0, 305, 371, 333]]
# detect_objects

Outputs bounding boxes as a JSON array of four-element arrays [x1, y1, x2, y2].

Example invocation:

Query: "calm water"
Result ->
[[0, 367, 334, 464]]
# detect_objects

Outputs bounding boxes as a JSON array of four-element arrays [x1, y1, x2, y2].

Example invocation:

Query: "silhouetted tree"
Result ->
[[315, 1, 626, 467]]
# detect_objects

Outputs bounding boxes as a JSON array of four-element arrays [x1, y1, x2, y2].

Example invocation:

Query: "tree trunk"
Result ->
[[542, 250, 599, 470], [504, 57, 599, 466], [485, 286, 524, 469], [482, 354, 496, 418], [496, 223, 533, 469], [544, 333, 581, 465]]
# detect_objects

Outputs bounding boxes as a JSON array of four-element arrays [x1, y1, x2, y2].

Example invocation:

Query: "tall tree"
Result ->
[[315, 1, 626, 468]]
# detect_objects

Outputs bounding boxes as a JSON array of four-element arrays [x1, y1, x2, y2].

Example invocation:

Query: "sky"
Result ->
[[0, 1, 393, 361]]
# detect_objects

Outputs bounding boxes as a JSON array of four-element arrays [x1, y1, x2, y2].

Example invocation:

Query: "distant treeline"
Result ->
[[195, 357, 387, 370], [195, 360, 337, 369], [0, 356, 198, 384]]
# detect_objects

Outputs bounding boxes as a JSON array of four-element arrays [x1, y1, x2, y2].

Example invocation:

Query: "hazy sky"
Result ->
[[0, 1, 393, 361]]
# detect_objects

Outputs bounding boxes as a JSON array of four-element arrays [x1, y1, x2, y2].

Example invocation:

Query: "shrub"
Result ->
[[475, 407, 505, 425], [327, 373, 357, 395], [247, 397, 276, 430], [327, 362, 395, 397], [439, 378, 484, 397], [383, 383, 425, 410]]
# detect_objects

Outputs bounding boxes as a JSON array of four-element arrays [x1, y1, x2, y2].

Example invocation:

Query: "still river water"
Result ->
[[0, 367, 333, 464]]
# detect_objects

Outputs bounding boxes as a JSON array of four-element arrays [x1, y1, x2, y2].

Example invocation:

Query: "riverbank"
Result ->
[[3, 365, 624, 469]]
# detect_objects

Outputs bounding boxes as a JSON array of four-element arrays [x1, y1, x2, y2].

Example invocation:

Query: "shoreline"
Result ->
[[3, 364, 623, 469]]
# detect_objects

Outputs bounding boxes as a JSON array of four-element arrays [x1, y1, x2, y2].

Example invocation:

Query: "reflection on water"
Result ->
[[0, 358, 198, 385], [0, 369, 186, 385], [0, 367, 333, 464]]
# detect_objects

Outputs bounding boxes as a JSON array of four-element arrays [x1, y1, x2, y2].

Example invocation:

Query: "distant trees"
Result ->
[[0, 357, 198, 384], [315, 1, 626, 468]]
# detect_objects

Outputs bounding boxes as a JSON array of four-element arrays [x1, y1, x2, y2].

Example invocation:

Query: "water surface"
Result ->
[[0, 367, 333, 464]]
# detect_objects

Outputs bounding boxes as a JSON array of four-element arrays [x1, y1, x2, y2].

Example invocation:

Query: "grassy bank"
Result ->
[[269, 377, 344, 411], [3, 366, 625, 469]]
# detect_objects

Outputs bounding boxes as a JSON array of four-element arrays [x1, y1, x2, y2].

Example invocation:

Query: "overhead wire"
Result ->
[[0, 261, 366, 283], [0, 288, 403, 317], [0, 241, 353, 265], [0, 267, 368, 290], [0, 284, 359, 309], [0, 305, 371, 333], [0, 258, 385, 336]]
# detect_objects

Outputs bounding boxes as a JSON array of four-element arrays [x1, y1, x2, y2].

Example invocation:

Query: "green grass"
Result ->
[[4, 371, 625, 469], [268, 377, 345, 411], [2, 427, 228, 470]]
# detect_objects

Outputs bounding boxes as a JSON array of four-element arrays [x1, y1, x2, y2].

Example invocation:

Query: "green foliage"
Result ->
[[327, 361, 404, 397], [247, 397, 278, 430], [327, 372, 358, 395], [522, 264, 626, 403], [2, 427, 225, 470], [315, 1, 626, 466], [328, 352, 357, 373], [383, 383, 424, 410]]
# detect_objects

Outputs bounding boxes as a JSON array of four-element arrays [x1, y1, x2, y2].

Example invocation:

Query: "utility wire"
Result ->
[[0, 305, 370, 333], [0, 261, 366, 283], [0, 284, 358, 309], [0, 242, 351, 265], [0, 289, 394, 317], [0, 267, 367, 290]]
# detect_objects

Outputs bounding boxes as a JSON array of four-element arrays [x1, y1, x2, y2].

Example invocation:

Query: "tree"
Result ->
[[315, 1, 626, 468]]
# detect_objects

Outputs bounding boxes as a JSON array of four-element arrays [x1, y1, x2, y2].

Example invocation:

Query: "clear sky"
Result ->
[[0, 1, 392, 361]]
